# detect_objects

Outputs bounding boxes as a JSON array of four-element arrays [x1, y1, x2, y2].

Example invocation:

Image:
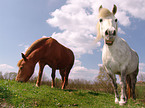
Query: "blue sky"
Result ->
[[0, 0, 145, 81]]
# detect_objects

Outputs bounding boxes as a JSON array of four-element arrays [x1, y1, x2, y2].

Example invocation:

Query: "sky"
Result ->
[[0, 0, 145, 81]]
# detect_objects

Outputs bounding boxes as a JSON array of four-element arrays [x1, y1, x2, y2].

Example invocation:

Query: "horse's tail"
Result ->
[[126, 65, 139, 100], [126, 75, 131, 99]]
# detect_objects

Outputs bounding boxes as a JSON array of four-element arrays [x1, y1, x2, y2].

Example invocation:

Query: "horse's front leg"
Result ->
[[108, 72, 119, 104], [36, 62, 45, 87], [119, 71, 127, 106]]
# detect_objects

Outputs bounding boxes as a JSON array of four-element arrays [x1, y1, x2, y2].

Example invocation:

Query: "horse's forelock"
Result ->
[[17, 59, 23, 67], [99, 8, 113, 18]]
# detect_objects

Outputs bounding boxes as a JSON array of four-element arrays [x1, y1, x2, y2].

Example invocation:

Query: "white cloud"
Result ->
[[139, 63, 145, 71], [51, 31, 100, 58], [137, 72, 145, 81], [70, 60, 99, 80], [0, 64, 16, 75], [116, 0, 145, 20], [116, 11, 131, 26], [47, 0, 102, 58], [118, 27, 125, 35]]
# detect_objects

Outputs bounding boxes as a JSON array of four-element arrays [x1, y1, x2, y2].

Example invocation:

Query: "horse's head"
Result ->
[[16, 53, 34, 82], [97, 5, 118, 46]]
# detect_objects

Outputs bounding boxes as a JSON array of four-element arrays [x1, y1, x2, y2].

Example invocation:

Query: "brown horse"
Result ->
[[16, 37, 74, 89]]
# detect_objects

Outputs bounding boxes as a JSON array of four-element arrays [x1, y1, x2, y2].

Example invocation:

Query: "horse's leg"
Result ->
[[119, 71, 127, 106], [59, 69, 65, 89], [51, 68, 56, 88], [108, 73, 119, 104], [64, 70, 70, 89], [65, 68, 70, 86], [60, 68, 70, 89], [36, 62, 45, 87]]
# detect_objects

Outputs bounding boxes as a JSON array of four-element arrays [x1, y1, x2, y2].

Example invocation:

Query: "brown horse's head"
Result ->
[[16, 53, 35, 82]]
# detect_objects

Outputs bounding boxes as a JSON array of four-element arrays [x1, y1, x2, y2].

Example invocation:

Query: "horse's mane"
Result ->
[[17, 37, 50, 67], [96, 8, 114, 41]]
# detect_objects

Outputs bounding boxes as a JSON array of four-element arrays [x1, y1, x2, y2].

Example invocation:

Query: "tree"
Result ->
[[0, 72, 4, 79], [94, 65, 113, 93], [96, 65, 112, 83], [4, 72, 17, 80], [138, 73, 145, 82]]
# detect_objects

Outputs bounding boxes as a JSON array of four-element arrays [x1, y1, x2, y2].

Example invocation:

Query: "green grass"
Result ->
[[0, 80, 144, 108], [136, 83, 145, 105]]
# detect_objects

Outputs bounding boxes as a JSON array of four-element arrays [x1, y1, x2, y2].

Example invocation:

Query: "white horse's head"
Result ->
[[96, 5, 118, 46]]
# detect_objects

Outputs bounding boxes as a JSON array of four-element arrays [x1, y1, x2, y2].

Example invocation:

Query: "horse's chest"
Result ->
[[103, 55, 121, 73], [102, 46, 130, 73]]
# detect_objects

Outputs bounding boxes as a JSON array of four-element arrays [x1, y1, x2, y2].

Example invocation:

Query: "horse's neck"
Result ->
[[28, 48, 44, 65]]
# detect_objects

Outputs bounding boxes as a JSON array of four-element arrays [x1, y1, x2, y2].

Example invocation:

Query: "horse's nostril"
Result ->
[[18, 81, 23, 83], [113, 30, 116, 36], [105, 30, 109, 35], [105, 29, 116, 36]]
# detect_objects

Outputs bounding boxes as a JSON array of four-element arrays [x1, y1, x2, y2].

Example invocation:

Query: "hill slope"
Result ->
[[0, 80, 144, 108]]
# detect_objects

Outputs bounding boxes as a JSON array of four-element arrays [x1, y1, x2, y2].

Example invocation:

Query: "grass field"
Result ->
[[0, 80, 144, 108]]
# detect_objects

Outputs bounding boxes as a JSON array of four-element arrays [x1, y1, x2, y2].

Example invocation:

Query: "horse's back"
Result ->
[[44, 38, 74, 69]]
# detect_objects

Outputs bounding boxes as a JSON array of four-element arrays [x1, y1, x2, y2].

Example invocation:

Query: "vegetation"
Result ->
[[0, 79, 144, 108], [0, 66, 144, 107]]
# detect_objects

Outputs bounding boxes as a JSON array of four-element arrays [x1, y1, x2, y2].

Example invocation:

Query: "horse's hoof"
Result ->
[[115, 101, 119, 104], [61, 87, 65, 90], [36, 84, 39, 87], [119, 101, 126, 106], [115, 99, 119, 104]]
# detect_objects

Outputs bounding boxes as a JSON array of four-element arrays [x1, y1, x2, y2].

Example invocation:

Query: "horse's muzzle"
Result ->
[[18, 81, 23, 83]]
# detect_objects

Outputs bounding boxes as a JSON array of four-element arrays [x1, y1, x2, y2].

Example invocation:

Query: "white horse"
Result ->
[[96, 5, 139, 105]]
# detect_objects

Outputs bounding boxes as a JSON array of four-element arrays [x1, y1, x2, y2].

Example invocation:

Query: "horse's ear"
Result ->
[[21, 53, 27, 61], [112, 4, 117, 15], [99, 5, 103, 12]]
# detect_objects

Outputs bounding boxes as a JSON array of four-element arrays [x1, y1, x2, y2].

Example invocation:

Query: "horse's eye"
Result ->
[[115, 19, 117, 22], [99, 18, 103, 22], [20, 67, 23, 70]]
